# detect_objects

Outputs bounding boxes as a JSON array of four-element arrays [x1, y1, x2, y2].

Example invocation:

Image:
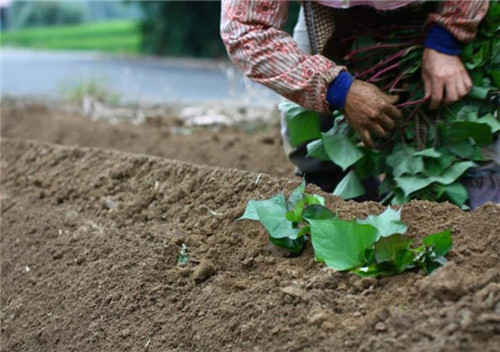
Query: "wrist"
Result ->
[[326, 71, 355, 112], [425, 25, 461, 56]]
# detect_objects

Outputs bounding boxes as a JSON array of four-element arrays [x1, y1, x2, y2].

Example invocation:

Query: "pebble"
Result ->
[[120, 328, 131, 337], [192, 260, 216, 283], [307, 309, 328, 325], [375, 322, 387, 332], [280, 286, 306, 298]]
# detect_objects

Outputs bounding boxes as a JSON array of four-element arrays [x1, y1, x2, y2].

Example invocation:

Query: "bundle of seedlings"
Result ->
[[280, 2, 499, 208]]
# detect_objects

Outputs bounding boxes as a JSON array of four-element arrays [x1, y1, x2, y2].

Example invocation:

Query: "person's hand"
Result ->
[[343, 79, 402, 148], [422, 48, 472, 110]]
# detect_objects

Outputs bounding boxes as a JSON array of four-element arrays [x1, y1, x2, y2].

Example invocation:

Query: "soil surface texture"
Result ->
[[2, 137, 499, 352], [1, 101, 294, 178]]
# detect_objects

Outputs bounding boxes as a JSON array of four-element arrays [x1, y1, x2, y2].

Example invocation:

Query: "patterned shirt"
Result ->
[[220, 0, 489, 114]]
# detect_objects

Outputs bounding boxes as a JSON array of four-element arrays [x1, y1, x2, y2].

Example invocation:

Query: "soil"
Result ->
[[0, 101, 294, 178], [1, 102, 500, 351]]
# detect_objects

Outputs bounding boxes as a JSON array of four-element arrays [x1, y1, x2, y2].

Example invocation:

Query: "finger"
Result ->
[[385, 103, 403, 120], [429, 81, 444, 110], [385, 94, 400, 105], [370, 123, 387, 138], [464, 73, 473, 94], [377, 113, 396, 130], [423, 74, 431, 99], [457, 77, 468, 98], [444, 82, 458, 105], [360, 129, 375, 149]]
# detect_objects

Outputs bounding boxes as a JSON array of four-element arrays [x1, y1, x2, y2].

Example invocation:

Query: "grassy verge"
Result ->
[[0, 20, 141, 54]]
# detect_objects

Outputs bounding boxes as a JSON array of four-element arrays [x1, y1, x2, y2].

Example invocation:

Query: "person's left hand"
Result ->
[[422, 48, 472, 110]]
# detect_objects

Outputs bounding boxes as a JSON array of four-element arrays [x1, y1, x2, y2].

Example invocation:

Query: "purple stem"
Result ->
[[367, 62, 400, 82], [344, 39, 422, 60], [396, 96, 429, 108], [388, 73, 406, 91], [403, 105, 420, 124], [355, 49, 406, 79]]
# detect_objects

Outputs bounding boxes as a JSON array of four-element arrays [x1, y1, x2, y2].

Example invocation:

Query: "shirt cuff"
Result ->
[[425, 25, 462, 56], [326, 71, 354, 111]]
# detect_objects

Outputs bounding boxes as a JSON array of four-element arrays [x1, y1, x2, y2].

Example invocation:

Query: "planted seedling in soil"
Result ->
[[240, 182, 452, 277]]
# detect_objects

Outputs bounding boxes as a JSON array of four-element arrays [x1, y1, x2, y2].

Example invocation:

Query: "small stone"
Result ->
[[166, 269, 181, 284], [150, 285, 164, 294], [353, 277, 377, 291], [120, 328, 131, 337], [100, 197, 117, 210], [192, 260, 216, 283], [375, 322, 387, 332], [280, 286, 306, 298], [307, 309, 328, 325]]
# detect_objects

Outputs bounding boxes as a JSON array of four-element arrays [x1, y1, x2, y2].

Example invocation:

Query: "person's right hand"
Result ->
[[343, 80, 402, 148]]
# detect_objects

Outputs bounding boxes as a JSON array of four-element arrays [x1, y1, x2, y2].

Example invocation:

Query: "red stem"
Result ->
[[355, 49, 407, 79], [367, 62, 400, 82], [388, 73, 406, 91], [344, 40, 421, 60], [396, 96, 429, 108]]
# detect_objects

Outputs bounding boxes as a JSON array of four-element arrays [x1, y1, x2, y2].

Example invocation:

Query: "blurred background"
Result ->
[[1, 0, 300, 109]]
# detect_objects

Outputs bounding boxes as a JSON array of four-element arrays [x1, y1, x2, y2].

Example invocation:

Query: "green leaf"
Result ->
[[250, 193, 301, 239], [239, 200, 259, 221], [353, 263, 398, 277], [306, 139, 331, 161], [445, 121, 493, 146], [288, 179, 306, 210], [332, 170, 365, 200], [302, 204, 336, 221], [269, 235, 306, 255], [309, 219, 378, 271], [387, 146, 424, 177], [322, 134, 364, 171], [448, 141, 475, 159], [395, 175, 434, 197], [434, 161, 476, 185], [437, 183, 469, 207], [425, 154, 455, 176], [285, 199, 305, 223], [304, 194, 325, 206], [423, 229, 452, 256], [279, 102, 322, 147], [373, 234, 415, 272], [355, 148, 383, 180], [477, 113, 500, 133], [490, 70, 500, 88], [357, 207, 408, 239], [468, 86, 490, 100], [414, 148, 441, 158]]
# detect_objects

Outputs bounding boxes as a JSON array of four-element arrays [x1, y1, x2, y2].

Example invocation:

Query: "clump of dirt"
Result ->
[[1, 139, 499, 352], [0, 100, 294, 177]]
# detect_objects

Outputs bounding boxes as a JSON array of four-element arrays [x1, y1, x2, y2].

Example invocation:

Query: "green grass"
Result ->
[[0, 20, 141, 54]]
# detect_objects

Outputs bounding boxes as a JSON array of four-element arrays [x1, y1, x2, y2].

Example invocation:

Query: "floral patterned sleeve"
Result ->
[[427, 0, 489, 42], [220, 0, 345, 114]]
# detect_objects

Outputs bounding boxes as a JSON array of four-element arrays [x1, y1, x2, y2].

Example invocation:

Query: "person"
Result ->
[[220, 0, 498, 207]]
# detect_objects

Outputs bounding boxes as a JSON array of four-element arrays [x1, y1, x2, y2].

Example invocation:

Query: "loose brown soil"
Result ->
[[1, 102, 499, 351], [0, 101, 294, 178]]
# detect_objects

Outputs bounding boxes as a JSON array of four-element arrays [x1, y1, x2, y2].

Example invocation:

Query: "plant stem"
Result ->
[[368, 62, 400, 82], [396, 96, 429, 108], [355, 49, 406, 79], [344, 40, 421, 60]]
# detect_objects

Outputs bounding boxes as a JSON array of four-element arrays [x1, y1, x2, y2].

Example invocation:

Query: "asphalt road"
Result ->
[[1, 48, 279, 106]]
